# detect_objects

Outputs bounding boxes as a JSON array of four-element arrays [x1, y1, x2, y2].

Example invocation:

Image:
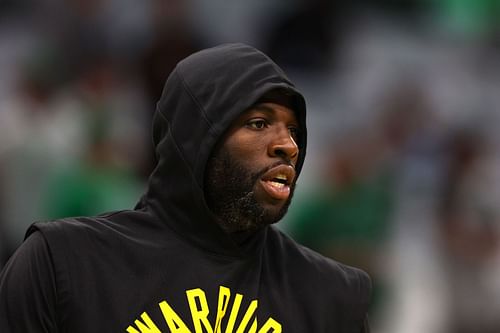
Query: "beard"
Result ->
[[204, 148, 295, 233]]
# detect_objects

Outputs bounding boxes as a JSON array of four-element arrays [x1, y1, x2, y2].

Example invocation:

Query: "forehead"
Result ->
[[257, 89, 297, 113]]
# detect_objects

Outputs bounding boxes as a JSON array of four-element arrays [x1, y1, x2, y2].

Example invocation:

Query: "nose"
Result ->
[[268, 127, 299, 165]]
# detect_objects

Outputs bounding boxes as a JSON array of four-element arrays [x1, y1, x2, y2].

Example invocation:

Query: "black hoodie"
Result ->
[[0, 43, 371, 332]]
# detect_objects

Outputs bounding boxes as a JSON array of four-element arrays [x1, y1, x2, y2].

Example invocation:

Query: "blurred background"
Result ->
[[1, 0, 500, 332]]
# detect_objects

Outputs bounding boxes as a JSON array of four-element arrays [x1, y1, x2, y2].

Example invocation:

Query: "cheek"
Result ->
[[224, 134, 268, 161]]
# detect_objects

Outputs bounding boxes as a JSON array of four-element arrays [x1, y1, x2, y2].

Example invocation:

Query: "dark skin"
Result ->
[[205, 102, 300, 232]]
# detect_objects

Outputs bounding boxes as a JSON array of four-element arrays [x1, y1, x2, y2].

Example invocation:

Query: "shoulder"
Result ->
[[267, 226, 372, 310], [27, 215, 106, 241], [25, 210, 139, 250], [0, 231, 60, 332], [27, 209, 143, 236], [25, 209, 174, 257]]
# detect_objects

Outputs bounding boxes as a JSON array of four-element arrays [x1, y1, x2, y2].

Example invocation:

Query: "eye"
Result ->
[[288, 126, 299, 141], [247, 119, 268, 130]]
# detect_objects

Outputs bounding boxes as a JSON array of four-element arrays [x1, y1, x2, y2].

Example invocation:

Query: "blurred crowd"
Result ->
[[1, 1, 500, 332]]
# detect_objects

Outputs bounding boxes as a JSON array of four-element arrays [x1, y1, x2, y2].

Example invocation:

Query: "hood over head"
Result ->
[[137, 43, 307, 256]]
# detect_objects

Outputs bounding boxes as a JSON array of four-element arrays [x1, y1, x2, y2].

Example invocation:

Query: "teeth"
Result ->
[[269, 181, 285, 188], [272, 174, 288, 185], [275, 174, 287, 181]]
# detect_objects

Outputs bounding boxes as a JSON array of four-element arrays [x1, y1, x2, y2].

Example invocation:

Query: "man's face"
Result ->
[[205, 102, 300, 233]]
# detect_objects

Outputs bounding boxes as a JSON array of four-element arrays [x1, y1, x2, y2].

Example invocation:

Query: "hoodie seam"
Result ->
[[154, 110, 198, 182], [174, 68, 214, 130], [159, 69, 217, 178]]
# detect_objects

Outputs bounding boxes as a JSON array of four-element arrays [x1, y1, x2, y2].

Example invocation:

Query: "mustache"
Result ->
[[254, 160, 296, 181]]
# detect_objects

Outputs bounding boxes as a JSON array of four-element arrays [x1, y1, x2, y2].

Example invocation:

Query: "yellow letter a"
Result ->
[[159, 300, 192, 333]]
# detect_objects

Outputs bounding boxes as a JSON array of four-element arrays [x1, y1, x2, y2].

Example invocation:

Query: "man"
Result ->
[[0, 43, 371, 332]]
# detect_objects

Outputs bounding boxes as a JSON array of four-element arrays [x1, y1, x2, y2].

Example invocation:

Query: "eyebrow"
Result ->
[[248, 104, 299, 126], [250, 104, 275, 114]]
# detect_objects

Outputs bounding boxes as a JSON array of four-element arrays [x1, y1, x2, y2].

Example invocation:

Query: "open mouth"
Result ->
[[260, 164, 295, 200], [267, 173, 289, 188]]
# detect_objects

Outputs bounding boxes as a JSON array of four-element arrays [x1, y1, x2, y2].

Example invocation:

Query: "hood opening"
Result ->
[[136, 43, 307, 257]]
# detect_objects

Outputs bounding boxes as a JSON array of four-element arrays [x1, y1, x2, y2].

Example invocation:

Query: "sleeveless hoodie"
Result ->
[[0, 43, 371, 332]]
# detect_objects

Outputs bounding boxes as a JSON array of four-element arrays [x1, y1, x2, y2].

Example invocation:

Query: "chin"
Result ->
[[255, 185, 294, 223], [258, 198, 291, 225]]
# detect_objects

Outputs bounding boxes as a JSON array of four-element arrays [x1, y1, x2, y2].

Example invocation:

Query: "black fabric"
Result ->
[[0, 43, 371, 332]]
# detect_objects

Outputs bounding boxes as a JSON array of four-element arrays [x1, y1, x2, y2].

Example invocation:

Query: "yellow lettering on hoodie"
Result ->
[[159, 300, 192, 333], [126, 312, 162, 333], [257, 318, 282, 333], [235, 300, 258, 333], [247, 318, 258, 333], [214, 286, 231, 333], [186, 288, 214, 333], [224, 293, 243, 333], [125, 286, 282, 333]]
